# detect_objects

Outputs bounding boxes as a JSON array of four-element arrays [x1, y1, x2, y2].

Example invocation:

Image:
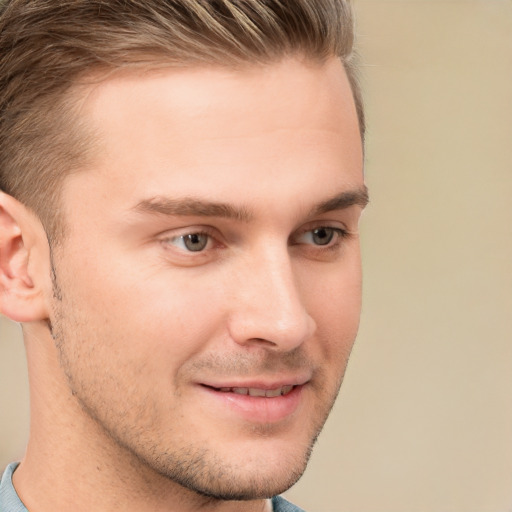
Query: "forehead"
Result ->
[[65, 57, 363, 218], [82, 58, 356, 127]]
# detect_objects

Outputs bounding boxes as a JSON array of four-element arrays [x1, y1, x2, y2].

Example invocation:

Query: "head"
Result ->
[[0, 0, 367, 506]]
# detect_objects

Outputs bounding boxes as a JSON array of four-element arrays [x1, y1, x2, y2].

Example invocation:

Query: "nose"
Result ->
[[227, 246, 317, 352]]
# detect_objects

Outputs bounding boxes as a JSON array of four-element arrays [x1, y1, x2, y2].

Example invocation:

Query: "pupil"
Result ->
[[184, 233, 208, 251], [313, 228, 334, 246]]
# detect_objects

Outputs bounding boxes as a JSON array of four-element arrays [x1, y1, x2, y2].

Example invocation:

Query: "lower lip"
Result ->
[[199, 385, 304, 424]]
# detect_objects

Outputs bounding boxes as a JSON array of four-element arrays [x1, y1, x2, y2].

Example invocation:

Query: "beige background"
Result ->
[[1, 0, 511, 511]]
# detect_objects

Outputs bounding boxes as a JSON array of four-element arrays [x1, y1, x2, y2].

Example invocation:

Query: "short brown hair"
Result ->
[[0, 0, 364, 239]]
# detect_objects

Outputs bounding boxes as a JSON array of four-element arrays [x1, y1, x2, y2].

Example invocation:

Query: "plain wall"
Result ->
[[1, 1, 511, 511]]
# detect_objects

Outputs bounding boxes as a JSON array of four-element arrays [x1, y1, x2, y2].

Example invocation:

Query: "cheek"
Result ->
[[301, 259, 362, 353], [54, 249, 228, 381], [301, 248, 362, 309]]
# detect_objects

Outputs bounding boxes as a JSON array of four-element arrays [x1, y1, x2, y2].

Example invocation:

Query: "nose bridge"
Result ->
[[228, 241, 316, 350]]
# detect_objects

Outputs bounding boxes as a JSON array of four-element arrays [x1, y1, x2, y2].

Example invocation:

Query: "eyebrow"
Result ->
[[132, 186, 369, 222], [133, 196, 253, 222], [310, 185, 369, 216]]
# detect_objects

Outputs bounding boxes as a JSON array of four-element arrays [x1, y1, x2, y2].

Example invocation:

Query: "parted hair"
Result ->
[[0, 0, 363, 238]]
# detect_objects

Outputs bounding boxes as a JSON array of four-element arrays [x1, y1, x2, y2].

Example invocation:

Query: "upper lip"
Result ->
[[200, 375, 311, 390]]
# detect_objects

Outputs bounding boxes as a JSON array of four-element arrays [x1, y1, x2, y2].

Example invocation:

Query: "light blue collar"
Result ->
[[0, 463, 28, 512]]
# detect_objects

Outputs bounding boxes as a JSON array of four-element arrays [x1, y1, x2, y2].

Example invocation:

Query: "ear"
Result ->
[[0, 191, 50, 322]]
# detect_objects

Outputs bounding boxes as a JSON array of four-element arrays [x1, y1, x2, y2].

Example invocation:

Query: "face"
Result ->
[[48, 57, 365, 500]]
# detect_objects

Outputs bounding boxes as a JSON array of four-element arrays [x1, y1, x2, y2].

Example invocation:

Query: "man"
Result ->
[[0, 1, 367, 511]]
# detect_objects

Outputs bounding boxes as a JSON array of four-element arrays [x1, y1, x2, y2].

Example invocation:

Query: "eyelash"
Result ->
[[162, 228, 219, 253], [293, 226, 350, 250], [160, 225, 350, 256]]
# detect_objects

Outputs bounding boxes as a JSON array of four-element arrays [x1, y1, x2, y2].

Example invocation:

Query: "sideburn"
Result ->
[[47, 239, 63, 338]]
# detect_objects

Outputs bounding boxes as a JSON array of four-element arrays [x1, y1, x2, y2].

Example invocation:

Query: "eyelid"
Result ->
[[158, 224, 216, 239], [293, 219, 350, 238], [158, 225, 223, 251], [294, 226, 347, 242]]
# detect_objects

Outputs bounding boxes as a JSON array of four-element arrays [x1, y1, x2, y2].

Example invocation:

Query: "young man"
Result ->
[[0, 1, 367, 511]]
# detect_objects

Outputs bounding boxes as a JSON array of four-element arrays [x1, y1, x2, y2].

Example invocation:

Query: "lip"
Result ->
[[198, 377, 310, 424], [200, 375, 310, 391]]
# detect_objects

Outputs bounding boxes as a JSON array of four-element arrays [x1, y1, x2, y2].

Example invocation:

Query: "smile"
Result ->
[[199, 382, 305, 423], [213, 385, 295, 397]]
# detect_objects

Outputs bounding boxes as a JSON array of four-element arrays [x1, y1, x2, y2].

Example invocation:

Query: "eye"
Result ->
[[310, 227, 335, 246], [297, 227, 345, 246], [168, 232, 211, 252]]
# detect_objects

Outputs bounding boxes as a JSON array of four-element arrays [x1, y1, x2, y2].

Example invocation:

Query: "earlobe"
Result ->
[[0, 192, 50, 322]]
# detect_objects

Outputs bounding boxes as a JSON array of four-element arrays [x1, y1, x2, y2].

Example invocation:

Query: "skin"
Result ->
[[0, 56, 366, 512]]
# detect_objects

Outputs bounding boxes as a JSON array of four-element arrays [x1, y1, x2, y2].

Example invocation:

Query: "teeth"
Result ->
[[249, 388, 267, 397], [217, 386, 295, 397], [281, 385, 294, 395]]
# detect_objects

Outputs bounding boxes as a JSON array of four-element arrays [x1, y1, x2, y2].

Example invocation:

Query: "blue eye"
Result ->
[[310, 227, 335, 246], [299, 227, 343, 246], [172, 233, 210, 252]]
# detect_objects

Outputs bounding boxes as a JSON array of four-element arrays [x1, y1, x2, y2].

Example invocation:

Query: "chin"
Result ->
[[169, 457, 308, 501], [144, 436, 315, 501]]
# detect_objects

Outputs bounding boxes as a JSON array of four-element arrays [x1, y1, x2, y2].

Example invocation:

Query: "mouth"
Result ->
[[205, 385, 295, 398], [198, 381, 307, 424]]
